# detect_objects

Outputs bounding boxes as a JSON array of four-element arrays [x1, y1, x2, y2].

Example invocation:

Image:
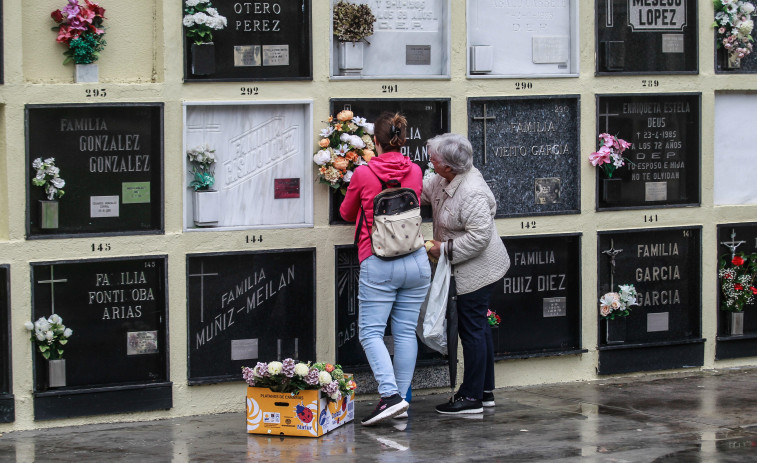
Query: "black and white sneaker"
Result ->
[[482, 391, 495, 407], [361, 394, 409, 426], [435, 396, 483, 414]]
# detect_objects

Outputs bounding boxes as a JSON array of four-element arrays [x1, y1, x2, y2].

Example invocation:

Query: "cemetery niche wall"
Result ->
[[183, 101, 313, 230], [468, 96, 580, 218], [467, 0, 579, 77], [184, 1, 312, 81], [328, 98, 449, 224], [331, 0, 450, 78], [186, 249, 315, 384], [491, 234, 584, 359], [596, 0, 698, 74], [715, 223, 757, 360], [30, 257, 170, 420], [595, 93, 700, 210], [0, 266, 12, 423], [597, 227, 703, 375], [25, 104, 164, 238]]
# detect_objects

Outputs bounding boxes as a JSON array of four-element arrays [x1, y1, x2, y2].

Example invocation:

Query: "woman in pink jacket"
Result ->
[[340, 112, 431, 426]]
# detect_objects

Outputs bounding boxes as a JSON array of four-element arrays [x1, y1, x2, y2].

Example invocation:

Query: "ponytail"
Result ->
[[373, 112, 407, 152]]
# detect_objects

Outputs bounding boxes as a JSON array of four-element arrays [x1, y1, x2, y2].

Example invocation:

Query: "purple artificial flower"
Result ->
[[254, 361, 270, 377], [282, 358, 296, 378], [305, 368, 320, 386], [242, 367, 256, 386]]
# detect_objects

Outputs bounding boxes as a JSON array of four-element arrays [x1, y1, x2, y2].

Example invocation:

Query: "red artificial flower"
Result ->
[[495, 314, 501, 323], [751, 286, 757, 295], [732, 256, 745, 266], [85, 0, 106, 18], [735, 284, 744, 291], [51, 9, 64, 23]]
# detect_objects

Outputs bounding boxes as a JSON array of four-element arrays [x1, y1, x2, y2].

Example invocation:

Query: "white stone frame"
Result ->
[[466, 0, 580, 78], [329, 0, 451, 80], [182, 100, 314, 231]]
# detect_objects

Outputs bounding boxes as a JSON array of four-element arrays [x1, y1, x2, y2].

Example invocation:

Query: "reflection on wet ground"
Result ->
[[2, 368, 757, 462]]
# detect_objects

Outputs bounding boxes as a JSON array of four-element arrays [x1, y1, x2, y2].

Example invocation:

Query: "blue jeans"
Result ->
[[358, 247, 431, 399], [457, 282, 496, 400]]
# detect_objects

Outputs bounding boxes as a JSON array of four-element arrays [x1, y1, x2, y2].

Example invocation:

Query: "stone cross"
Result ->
[[721, 229, 745, 260], [37, 266, 68, 314], [472, 104, 496, 165], [602, 239, 624, 291], [189, 261, 218, 323]]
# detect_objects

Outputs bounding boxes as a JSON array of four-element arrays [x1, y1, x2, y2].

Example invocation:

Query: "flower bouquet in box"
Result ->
[[713, 0, 756, 67], [51, 0, 107, 65], [599, 284, 639, 320], [313, 110, 375, 194], [588, 133, 633, 179], [718, 253, 757, 312], [243, 359, 356, 402]]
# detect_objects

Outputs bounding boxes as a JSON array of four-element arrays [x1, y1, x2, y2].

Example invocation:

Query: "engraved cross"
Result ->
[[602, 239, 624, 291], [37, 266, 68, 314], [598, 102, 619, 133], [472, 104, 496, 165], [606, 0, 614, 27], [189, 261, 218, 323], [721, 229, 746, 260]]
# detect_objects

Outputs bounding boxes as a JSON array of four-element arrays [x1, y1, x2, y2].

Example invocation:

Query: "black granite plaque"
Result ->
[[187, 249, 315, 384], [31, 257, 170, 419], [597, 227, 703, 374], [468, 96, 580, 218], [0, 265, 12, 423], [716, 223, 757, 359], [184, 1, 311, 81], [328, 99, 450, 224], [596, 0, 698, 74], [490, 235, 583, 359], [25, 104, 164, 238], [335, 245, 443, 370], [596, 94, 700, 210], [715, 29, 757, 73]]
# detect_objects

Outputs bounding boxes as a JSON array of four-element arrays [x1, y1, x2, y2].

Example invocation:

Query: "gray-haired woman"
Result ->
[[422, 133, 510, 414]]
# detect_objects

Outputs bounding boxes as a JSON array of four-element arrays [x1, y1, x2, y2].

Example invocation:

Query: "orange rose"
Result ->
[[325, 363, 335, 373], [332, 157, 349, 171], [362, 149, 375, 162], [345, 150, 358, 161], [328, 116, 333, 122], [336, 110, 353, 122], [319, 138, 330, 148]]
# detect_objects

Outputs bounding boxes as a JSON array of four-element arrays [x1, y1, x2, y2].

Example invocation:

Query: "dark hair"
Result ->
[[373, 112, 407, 152]]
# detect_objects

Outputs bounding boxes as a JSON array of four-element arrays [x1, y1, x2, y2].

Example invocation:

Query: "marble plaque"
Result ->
[[714, 94, 757, 205], [90, 196, 119, 218], [647, 312, 670, 332], [543, 297, 567, 318], [596, 0, 697, 73], [467, 0, 576, 76], [183, 102, 313, 230], [127, 331, 159, 356], [468, 96, 580, 218], [331, 0, 450, 78], [233, 45, 261, 67], [262, 45, 289, 66], [595, 94, 701, 210], [230, 339, 259, 361]]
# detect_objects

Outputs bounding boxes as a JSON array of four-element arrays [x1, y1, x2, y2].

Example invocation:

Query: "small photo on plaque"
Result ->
[[406, 45, 431, 66], [90, 196, 120, 218], [262, 45, 289, 66], [535, 178, 561, 205], [234, 45, 262, 67], [127, 331, 159, 356], [274, 178, 300, 199]]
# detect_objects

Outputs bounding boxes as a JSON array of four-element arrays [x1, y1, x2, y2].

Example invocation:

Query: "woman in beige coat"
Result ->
[[423, 133, 510, 414]]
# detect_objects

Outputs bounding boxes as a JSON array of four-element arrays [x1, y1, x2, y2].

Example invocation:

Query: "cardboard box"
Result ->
[[246, 386, 355, 437]]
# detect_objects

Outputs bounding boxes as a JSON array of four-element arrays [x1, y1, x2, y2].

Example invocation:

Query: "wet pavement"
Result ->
[[3, 368, 757, 462]]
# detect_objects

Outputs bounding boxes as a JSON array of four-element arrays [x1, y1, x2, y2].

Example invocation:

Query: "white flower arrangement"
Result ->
[[32, 157, 66, 200], [187, 144, 217, 191], [24, 314, 73, 360], [599, 284, 639, 320], [714, 0, 756, 61], [313, 110, 375, 194], [183, 0, 228, 45]]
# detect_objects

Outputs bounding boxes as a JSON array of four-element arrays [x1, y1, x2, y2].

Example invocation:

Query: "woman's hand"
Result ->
[[428, 240, 443, 259]]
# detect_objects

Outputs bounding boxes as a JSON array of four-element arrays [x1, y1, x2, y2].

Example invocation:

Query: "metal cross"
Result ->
[[188, 261, 218, 323], [337, 250, 361, 316], [277, 338, 299, 360], [597, 101, 619, 133], [602, 239, 624, 291], [37, 266, 68, 314], [606, 0, 614, 27], [472, 104, 496, 165], [721, 229, 746, 260]]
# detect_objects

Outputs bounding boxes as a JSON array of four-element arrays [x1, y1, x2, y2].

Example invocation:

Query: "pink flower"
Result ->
[[600, 305, 611, 317], [589, 146, 611, 166], [598, 133, 615, 148], [617, 138, 631, 151]]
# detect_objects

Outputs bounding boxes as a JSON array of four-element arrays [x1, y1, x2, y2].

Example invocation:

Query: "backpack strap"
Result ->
[[354, 166, 401, 247]]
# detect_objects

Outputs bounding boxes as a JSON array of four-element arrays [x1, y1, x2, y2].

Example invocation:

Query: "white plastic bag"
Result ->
[[417, 243, 450, 354]]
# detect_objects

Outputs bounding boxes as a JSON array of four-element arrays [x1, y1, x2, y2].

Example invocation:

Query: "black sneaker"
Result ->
[[361, 394, 409, 426], [482, 391, 495, 407], [435, 396, 483, 414]]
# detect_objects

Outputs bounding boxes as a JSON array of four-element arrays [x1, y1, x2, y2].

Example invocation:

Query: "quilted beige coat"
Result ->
[[421, 167, 510, 295]]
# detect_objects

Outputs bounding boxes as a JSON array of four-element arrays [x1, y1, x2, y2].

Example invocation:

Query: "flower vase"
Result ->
[[192, 43, 216, 76], [193, 189, 220, 227], [728, 311, 744, 336], [74, 63, 98, 83], [602, 178, 622, 203], [726, 51, 742, 69], [605, 317, 626, 345], [338, 41, 364, 76], [39, 200, 59, 229], [48, 359, 66, 388]]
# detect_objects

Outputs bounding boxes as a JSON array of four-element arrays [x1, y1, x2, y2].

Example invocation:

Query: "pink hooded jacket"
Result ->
[[340, 152, 423, 263]]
